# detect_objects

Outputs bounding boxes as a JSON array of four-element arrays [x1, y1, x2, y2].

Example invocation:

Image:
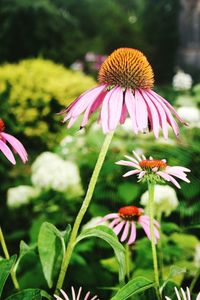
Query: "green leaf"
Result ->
[[168, 265, 186, 279], [76, 225, 126, 283], [111, 276, 155, 300], [117, 183, 140, 203], [0, 255, 17, 298], [38, 222, 71, 288], [5, 288, 52, 300]]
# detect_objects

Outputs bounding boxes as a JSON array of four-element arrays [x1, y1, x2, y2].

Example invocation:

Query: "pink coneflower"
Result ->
[[165, 287, 200, 300], [62, 48, 187, 138], [0, 119, 28, 165], [54, 287, 99, 300], [116, 150, 191, 189], [99, 206, 160, 245]]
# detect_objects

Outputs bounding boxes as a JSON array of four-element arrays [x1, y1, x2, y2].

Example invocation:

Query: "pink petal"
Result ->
[[76, 287, 82, 300], [120, 221, 130, 242], [84, 292, 91, 300], [116, 160, 140, 169], [123, 170, 141, 177], [90, 296, 98, 300], [139, 89, 160, 138], [140, 215, 160, 228], [147, 90, 179, 136], [167, 170, 190, 183], [156, 171, 171, 181], [99, 213, 119, 223], [109, 218, 120, 229], [113, 221, 125, 236], [124, 155, 140, 164], [120, 102, 127, 124], [71, 287, 76, 300], [135, 89, 148, 132], [54, 296, 64, 300], [150, 90, 188, 125], [72, 85, 105, 117], [139, 218, 160, 240], [100, 89, 115, 133], [166, 166, 191, 173], [60, 289, 70, 300], [81, 89, 107, 127], [2, 133, 27, 163], [108, 87, 123, 131], [138, 170, 146, 179], [125, 89, 138, 134], [128, 221, 136, 245], [167, 175, 181, 189], [0, 140, 16, 164], [146, 91, 168, 139]]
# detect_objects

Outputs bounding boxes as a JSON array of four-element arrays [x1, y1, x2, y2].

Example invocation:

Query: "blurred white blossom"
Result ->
[[177, 106, 200, 127], [172, 70, 192, 91], [140, 185, 179, 217], [7, 185, 40, 208], [31, 152, 83, 196]]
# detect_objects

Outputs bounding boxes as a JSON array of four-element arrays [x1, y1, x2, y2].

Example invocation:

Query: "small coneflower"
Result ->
[[62, 48, 187, 138], [116, 150, 190, 189], [165, 287, 200, 300], [0, 119, 28, 164], [99, 206, 160, 245], [54, 287, 99, 300]]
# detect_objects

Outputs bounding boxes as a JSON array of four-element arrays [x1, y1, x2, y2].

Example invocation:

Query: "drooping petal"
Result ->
[[116, 160, 141, 169], [139, 89, 160, 138], [138, 170, 146, 179], [174, 287, 182, 300], [139, 217, 160, 240], [99, 213, 119, 223], [71, 287, 76, 300], [100, 88, 116, 133], [125, 89, 138, 134], [147, 90, 180, 136], [167, 170, 190, 183], [135, 89, 148, 132], [76, 287, 82, 300], [127, 221, 136, 245], [146, 90, 168, 139], [113, 221, 125, 236], [0, 140, 16, 164], [1, 133, 28, 163], [167, 175, 181, 189], [166, 166, 191, 173], [120, 221, 130, 242], [120, 102, 128, 124], [109, 218, 120, 229], [156, 171, 171, 181], [108, 86, 123, 131], [60, 289, 70, 300], [140, 215, 160, 228], [123, 170, 141, 177], [81, 89, 107, 127]]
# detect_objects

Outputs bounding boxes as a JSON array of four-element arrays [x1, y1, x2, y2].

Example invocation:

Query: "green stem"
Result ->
[[0, 227, 20, 290], [148, 182, 161, 300], [157, 213, 164, 280], [125, 244, 130, 281], [56, 131, 114, 292]]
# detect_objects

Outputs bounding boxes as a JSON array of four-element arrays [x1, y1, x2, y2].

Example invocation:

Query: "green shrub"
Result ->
[[0, 58, 96, 148]]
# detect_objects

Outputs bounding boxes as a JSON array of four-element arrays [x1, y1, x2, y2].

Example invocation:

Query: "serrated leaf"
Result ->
[[168, 265, 186, 279], [38, 222, 71, 288], [76, 225, 126, 283], [111, 276, 155, 300], [5, 288, 52, 300], [0, 255, 17, 298]]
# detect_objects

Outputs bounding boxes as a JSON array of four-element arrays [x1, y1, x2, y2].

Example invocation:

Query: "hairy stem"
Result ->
[[56, 131, 114, 292]]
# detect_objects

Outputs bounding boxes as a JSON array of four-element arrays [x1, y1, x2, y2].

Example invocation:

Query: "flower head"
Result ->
[[62, 48, 187, 138], [99, 205, 160, 245], [116, 150, 191, 189], [0, 119, 28, 164], [54, 287, 99, 300], [140, 185, 179, 217], [165, 287, 200, 300]]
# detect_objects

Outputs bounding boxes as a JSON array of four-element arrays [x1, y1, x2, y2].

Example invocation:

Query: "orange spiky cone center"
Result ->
[[139, 159, 167, 169], [98, 48, 154, 89], [118, 206, 142, 221]]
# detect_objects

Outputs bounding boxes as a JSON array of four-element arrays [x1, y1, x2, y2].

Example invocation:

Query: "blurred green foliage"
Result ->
[[0, 58, 95, 149], [0, 0, 180, 82]]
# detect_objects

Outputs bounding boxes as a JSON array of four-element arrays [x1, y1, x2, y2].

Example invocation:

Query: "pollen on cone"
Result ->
[[98, 48, 154, 89]]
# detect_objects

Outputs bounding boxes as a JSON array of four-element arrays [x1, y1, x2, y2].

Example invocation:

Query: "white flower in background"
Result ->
[[31, 152, 83, 195], [165, 287, 200, 300], [70, 60, 84, 72], [177, 106, 200, 127], [172, 70, 193, 91], [85, 52, 97, 62], [140, 185, 179, 217], [7, 185, 40, 208], [194, 244, 200, 268]]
